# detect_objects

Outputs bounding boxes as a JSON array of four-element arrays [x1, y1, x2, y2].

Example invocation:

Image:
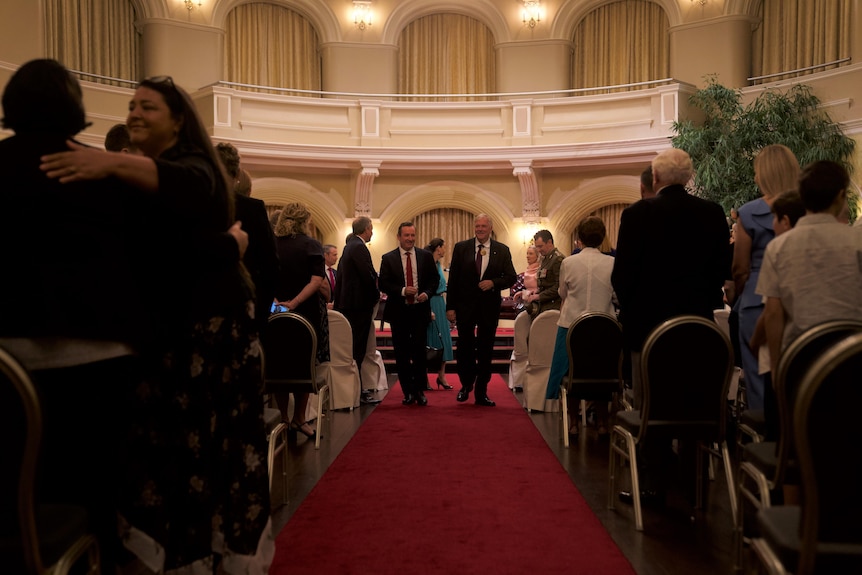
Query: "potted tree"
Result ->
[[672, 76, 857, 219]]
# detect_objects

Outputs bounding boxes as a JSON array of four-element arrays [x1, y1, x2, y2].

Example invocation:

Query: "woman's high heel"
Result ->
[[289, 421, 316, 439], [436, 375, 453, 390]]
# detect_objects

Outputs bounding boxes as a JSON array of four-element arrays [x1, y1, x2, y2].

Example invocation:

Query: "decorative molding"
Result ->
[[512, 161, 540, 219], [239, 121, 352, 134], [541, 119, 653, 133], [355, 161, 381, 216]]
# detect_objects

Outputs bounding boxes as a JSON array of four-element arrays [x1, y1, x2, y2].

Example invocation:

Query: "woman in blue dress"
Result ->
[[732, 144, 799, 411], [425, 238, 454, 389]]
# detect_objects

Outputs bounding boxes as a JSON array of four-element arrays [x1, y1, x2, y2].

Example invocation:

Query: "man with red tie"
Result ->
[[379, 222, 439, 406], [323, 244, 338, 309], [446, 214, 517, 407]]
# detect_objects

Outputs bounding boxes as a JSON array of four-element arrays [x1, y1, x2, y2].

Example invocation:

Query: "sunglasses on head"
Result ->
[[143, 75, 176, 90]]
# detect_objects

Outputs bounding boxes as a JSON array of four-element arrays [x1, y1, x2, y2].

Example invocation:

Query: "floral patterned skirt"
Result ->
[[119, 300, 273, 573]]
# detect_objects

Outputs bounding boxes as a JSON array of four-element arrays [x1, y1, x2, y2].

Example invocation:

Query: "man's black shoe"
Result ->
[[456, 387, 470, 402], [618, 490, 664, 507], [402, 394, 416, 406], [416, 393, 428, 406], [361, 395, 381, 405], [475, 396, 496, 407]]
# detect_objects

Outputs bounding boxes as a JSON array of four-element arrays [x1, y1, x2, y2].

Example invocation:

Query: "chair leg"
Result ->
[[721, 441, 738, 526], [625, 433, 643, 531], [315, 385, 328, 449], [581, 399, 587, 428], [562, 388, 569, 448]]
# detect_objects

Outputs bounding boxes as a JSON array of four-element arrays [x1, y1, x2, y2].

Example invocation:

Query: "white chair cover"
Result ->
[[321, 310, 361, 410], [523, 309, 561, 412], [361, 301, 389, 391], [508, 311, 530, 389]]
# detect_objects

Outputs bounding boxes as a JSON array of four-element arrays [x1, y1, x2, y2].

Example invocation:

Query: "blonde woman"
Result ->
[[732, 144, 800, 412], [273, 202, 330, 438]]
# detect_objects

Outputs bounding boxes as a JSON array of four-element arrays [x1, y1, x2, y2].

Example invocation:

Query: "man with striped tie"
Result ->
[[324, 244, 338, 309]]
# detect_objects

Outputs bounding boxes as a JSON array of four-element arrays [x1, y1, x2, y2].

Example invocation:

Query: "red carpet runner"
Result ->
[[270, 374, 635, 574]]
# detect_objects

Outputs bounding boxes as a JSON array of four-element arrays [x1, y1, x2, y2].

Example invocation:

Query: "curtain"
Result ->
[[570, 203, 629, 252], [572, 0, 669, 94], [224, 3, 321, 96], [751, 0, 851, 82], [412, 208, 476, 267], [398, 13, 496, 101], [45, 0, 139, 85]]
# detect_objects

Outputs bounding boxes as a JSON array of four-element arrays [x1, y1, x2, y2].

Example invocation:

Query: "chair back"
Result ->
[[0, 345, 45, 573], [564, 311, 623, 398], [324, 309, 361, 409], [772, 320, 862, 486], [262, 312, 321, 394], [639, 315, 733, 443], [526, 310, 560, 367], [326, 309, 355, 367], [794, 332, 862, 575], [512, 311, 531, 359]]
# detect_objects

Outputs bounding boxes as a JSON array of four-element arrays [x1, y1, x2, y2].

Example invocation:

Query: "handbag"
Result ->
[[426, 322, 445, 372]]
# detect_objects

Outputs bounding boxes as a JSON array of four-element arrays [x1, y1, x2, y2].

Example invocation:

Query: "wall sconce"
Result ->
[[690, 0, 707, 5], [184, 0, 201, 11], [353, 0, 372, 30], [522, 0, 541, 28]]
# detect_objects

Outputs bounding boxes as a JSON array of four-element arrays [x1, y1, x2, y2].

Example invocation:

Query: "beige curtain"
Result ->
[[573, 0, 669, 94], [45, 0, 139, 85], [412, 208, 475, 266], [224, 3, 321, 96], [570, 203, 629, 252], [398, 13, 496, 101], [752, 0, 851, 82]]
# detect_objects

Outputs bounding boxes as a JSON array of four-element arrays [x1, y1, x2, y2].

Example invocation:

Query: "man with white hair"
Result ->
[[611, 147, 730, 503]]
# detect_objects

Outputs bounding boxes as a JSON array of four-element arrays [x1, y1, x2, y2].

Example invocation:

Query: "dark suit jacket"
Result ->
[[446, 238, 517, 320], [334, 235, 379, 313], [0, 132, 150, 344], [378, 247, 438, 324], [235, 194, 279, 331], [611, 184, 730, 350]]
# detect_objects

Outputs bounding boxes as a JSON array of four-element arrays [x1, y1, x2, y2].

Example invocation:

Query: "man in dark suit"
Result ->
[[446, 213, 517, 406], [335, 216, 382, 404], [611, 147, 730, 502], [379, 222, 439, 406], [215, 144, 280, 333], [323, 243, 338, 309]]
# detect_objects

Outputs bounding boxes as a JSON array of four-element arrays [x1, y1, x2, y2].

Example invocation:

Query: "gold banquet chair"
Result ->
[[262, 312, 330, 449], [560, 311, 624, 448], [736, 320, 862, 569], [0, 344, 101, 574], [751, 331, 862, 575], [608, 315, 736, 531]]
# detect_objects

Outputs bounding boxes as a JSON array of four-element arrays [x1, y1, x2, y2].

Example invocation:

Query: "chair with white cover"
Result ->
[[560, 311, 624, 447], [263, 406, 288, 507], [320, 309, 361, 410], [608, 315, 736, 531], [523, 309, 561, 413], [0, 343, 101, 575], [262, 312, 330, 449], [362, 301, 389, 392], [508, 310, 530, 390], [751, 331, 862, 575]]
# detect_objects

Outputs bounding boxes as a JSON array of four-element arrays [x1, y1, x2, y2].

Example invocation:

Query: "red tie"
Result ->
[[476, 244, 484, 277], [405, 251, 414, 304], [328, 267, 336, 295]]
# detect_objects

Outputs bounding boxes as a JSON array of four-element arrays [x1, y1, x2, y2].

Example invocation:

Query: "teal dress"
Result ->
[[426, 260, 454, 361]]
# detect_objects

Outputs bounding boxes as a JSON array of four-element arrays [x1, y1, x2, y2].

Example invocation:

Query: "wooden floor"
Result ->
[[271, 375, 748, 575]]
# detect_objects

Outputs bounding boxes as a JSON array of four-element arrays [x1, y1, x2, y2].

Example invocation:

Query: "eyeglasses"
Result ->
[[144, 75, 175, 88]]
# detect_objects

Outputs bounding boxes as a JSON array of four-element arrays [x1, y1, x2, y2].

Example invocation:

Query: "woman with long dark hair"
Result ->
[[41, 75, 272, 573]]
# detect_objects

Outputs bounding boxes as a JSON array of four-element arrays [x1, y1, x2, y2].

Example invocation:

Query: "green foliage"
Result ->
[[672, 76, 857, 219]]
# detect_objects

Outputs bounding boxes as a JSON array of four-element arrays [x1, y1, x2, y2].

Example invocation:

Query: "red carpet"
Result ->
[[270, 375, 635, 574]]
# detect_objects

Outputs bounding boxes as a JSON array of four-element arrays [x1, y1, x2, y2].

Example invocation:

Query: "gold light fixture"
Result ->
[[353, 0, 372, 30], [691, 0, 707, 6], [184, 0, 201, 11], [522, 0, 541, 28]]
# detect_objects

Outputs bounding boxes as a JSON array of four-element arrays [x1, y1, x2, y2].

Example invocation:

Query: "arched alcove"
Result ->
[[551, 0, 682, 39], [250, 177, 346, 240], [381, 0, 510, 46], [211, 0, 341, 43]]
